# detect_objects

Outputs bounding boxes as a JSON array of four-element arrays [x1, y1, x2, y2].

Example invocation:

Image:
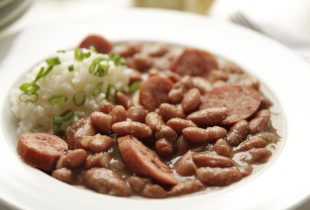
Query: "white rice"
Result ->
[[10, 49, 132, 134]]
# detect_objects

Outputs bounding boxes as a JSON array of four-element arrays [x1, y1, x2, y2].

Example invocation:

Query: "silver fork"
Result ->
[[230, 11, 310, 61]]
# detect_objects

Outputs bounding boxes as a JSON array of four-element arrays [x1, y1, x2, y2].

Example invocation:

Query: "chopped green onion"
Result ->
[[68, 64, 74, 72], [19, 93, 39, 103], [74, 48, 91, 61], [73, 91, 86, 106], [90, 46, 97, 53], [19, 83, 40, 94], [109, 53, 126, 66], [48, 94, 67, 105], [33, 66, 53, 83], [52, 109, 74, 134], [89, 57, 109, 77], [106, 84, 117, 104], [92, 82, 103, 97], [128, 81, 141, 94], [46, 57, 61, 66]]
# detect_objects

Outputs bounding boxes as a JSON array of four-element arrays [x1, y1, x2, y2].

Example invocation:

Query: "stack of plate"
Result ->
[[0, 0, 32, 29]]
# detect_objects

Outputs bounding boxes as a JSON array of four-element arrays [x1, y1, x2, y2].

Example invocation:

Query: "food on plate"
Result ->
[[12, 34, 280, 198]]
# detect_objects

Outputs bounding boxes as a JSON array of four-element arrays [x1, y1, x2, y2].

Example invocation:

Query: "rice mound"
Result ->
[[10, 49, 132, 134]]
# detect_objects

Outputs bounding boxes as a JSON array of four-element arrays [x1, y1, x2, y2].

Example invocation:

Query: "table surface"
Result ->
[[0, 0, 309, 209]]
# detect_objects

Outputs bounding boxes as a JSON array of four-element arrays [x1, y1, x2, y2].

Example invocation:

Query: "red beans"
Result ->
[[200, 86, 262, 125], [90, 111, 112, 134], [85, 152, 111, 169], [17, 133, 68, 172], [182, 88, 201, 114], [84, 168, 130, 197], [140, 76, 173, 111], [196, 167, 242, 186], [235, 136, 267, 152], [249, 109, 271, 134], [56, 149, 87, 169], [155, 125, 178, 142], [141, 184, 167, 198], [182, 126, 227, 144], [127, 106, 148, 123], [127, 53, 153, 72], [168, 180, 204, 196], [175, 151, 197, 176], [118, 136, 178, 186], [112, 122, 152, 138], [248, 148, 272, 164], [170, 49, 218, 76], [193, 153, 235, 168], [227, 120, 249, 146], [168, 88, 184, 104], [79, 35, 112, 53], [159, 103, 185, 121], [52, 168, 73, 183], [110, 105, 127, 124], [213, 138, 232, 157], [186, 107, 228, 127], [155, 138, 174, 158], [116, 92, 130, 109], [80, 134, 113, 153], [167, 118, 196, 134], [145, 112, 164, 132]]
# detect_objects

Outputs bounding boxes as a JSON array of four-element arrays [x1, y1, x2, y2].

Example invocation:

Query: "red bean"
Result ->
[[112, 122, 152, 138], [127, 106, 148, 123], [56, 149, 87, 169], [81, 134, 113, 153], [182, 126, 227, 144], [116, 92, 130, 109], [186, 107, 228, 127], [127, 53, 153, 72], [175, 136, 191, 156], [213, 138, 232, 157], [193, 153, 235, 168], [128, 176, 150, 193], [141, 184, 167, 198], [145, 112, 164, 132], [168, 180, 204, 196], [175, 151, 197, 176], [249, 109, 271, 134], [182, 88, 201, 114], [85, 152, 111, 169], [100, 102, 115, 114], [167, 118, 197, 134], [155, 138, 174, 158], [110, 105, 127, 124], [235, 136, 267, 152], [159, 103, 185, 121], [227, 120, 249, 146], [90, 111, 112, 134], [52, 168, 73, 183], [155, 125, 178, 142], [168, 88, 184, 104], [196, 167, 242, 186], [248, 148, 272, 164]]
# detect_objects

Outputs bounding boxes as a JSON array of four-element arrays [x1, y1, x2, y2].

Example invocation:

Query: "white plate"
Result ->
[[0, 8, 310, 210]]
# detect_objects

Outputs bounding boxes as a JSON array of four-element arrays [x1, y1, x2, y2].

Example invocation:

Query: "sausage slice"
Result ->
[[200, 85, 261, 125], [170, 49, 218, 76], [79, 35, 112, 53], [17, 133, 68, 172], [139, 76, 173, 111], [118, 135, 178, 186]]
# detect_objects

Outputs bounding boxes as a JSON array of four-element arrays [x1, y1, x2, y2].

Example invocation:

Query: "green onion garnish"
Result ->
[[19, 93, 39, 103], [128, 81, 141, 94], [73, 91, 86, 106], [46, 57, 61, 66], [89, 57, 109, 77], [92, 82, 103, 97], [108, 53, 126, 66], [106, 84, 117, 104], [74, 48, 91, 61], [68, 64, 74, 72], [52, 109, 74, 134], [19, 83, 40, 94], [90, 46, 97, 53], [48, 94, 67, 105]]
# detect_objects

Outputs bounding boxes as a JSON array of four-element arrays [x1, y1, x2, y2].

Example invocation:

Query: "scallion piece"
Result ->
[[68, 64, 74, 72], [128, 81, 141, 94], [92, 82, 103, 97], [52, 109, 74, 134], [46, 57, 61, 66], [89, 57, 109, 77], [19, 83, 40, 94], [109, 53, 126, 66], [90, 46, 97, 53], [48, 94, 67, 105], [74, 48, 91, 61], [19, 93, 39, 103], [106, 84, 117, 104], [73, 91, 86, 106]]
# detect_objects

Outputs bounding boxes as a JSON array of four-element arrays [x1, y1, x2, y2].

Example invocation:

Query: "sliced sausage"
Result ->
[[196, 167, 242, 186], [182, 88, 201, 114], [56, 149, 87, 169], [182, 126, 227, 144], [79, 35, 112, 53], [186, 107, 228, 127], [17, 133, 68, 172], [193, 153, 235, 168], [167, 118, 196, 134], [168, 180, 204, 196], [118, 135, 178, 186], [227, 120, 249, 146], [159, 103, 185, 121], [200, 86, 261, 125], [84, 168, 130, 196], [139, 76, 173, 111], [175, 151, 197, 176], [170, 49, 218, 76], [66, 118, 96, 149], [127, 106, 148, 123], [90, 111, 112, 134], [213, 138, 232, 157], [112, 122, 152, 138]]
